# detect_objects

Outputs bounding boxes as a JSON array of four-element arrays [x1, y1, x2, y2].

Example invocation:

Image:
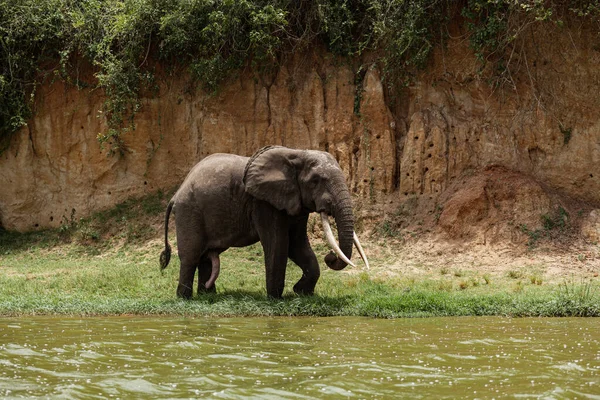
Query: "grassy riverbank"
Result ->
[[1, 193, 599, 318]]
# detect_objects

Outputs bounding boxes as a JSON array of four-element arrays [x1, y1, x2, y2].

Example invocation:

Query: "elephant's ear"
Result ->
[[243, 146, 302, 216]]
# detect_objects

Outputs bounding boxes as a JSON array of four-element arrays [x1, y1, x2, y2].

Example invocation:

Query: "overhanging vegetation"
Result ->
[[2, 0, 599, 153]]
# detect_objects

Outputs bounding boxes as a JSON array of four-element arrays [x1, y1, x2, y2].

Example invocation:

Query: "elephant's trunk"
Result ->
[[324, 181, 354, 271]]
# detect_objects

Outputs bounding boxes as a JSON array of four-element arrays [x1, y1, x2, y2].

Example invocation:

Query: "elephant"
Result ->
[[159, 145, 369, 299]]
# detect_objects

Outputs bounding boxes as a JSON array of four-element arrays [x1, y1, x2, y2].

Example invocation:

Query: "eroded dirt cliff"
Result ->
[[1, 22, 599, 247]]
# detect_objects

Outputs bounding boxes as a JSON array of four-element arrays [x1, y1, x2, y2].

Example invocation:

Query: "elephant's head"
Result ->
[[243, 146, 368, 270]]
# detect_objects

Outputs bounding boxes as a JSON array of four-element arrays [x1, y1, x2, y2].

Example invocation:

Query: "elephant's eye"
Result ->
[[308, 175, 320, 186]]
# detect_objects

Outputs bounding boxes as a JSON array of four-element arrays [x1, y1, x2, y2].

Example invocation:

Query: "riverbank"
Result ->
[[1, 192, 598, 318]]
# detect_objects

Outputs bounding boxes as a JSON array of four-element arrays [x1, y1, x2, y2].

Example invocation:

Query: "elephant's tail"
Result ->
[[159, 200, 174, 270]]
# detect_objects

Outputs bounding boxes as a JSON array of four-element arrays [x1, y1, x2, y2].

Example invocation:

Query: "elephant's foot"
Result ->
[[198, 282, 217, 294], [176, 283, 193, 299], [266, 285, 285, 299], [292, 271, 318, 296], [265, 273, 286, 299], [293, 280, 315, 296]]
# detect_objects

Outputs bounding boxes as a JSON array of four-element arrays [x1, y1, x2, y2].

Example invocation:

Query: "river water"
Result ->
[[0, 317, 598, 398]]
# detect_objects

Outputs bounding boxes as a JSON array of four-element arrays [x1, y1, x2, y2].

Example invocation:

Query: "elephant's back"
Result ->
[[174, 153, 249, 203], [185, 154, 247, 184]]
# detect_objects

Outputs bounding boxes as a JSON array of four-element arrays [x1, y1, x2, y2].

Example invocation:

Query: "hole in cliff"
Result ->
[[108, 191, 112, 195], [429, 143, 434, 148], [80, 126, 84, 130], [414, 136, 419, 140], [325, 143, 330, 152], [476, 138, 480, 142], [50, 216, 53, 222], [590, 174, 594, 178], [35, 224, 39, 228], [412, 160, 416, 164], [465, 138, 469, 142], [431, 179, 436, 182], [376, 134, 381, 139], [404, 192, 409, 196], [406, 173, 410, 177], [363, 179, 368, 183], [144, 181, 147, 185], [427, 154, 432, 158], [424, 167, 429, 172]]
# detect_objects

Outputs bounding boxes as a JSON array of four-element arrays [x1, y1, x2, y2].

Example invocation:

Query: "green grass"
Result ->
[[1, 193, 599, 318], [1, 240, 598, 318]]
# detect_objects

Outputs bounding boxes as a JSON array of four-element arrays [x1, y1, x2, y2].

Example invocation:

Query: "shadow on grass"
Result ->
[[146, 282, 600, 318], [159, 290, 357, 317], [0, 228, 67, 253]]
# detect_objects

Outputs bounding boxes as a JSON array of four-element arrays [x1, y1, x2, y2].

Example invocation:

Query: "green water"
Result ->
[[0, 317, 598, 399]]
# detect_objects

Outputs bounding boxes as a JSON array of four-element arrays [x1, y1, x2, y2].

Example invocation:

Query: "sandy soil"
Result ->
[[351, 233, 600, 285]]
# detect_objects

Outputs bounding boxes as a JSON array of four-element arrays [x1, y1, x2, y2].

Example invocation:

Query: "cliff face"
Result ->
[[1, 23, 599, 241]]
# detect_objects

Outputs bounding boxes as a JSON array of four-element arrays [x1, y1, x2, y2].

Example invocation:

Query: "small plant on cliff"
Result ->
[[559, 125, 572, 145], [379, 220, 402, 239], [520, 206, 570, 248]]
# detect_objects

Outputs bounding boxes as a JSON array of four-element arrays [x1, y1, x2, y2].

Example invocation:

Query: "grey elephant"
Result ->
[[159, 145, 369, 299]]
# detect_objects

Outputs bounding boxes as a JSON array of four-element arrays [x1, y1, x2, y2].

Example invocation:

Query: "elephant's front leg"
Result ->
[[288, 216, 320, 295], [254, 202, 290, 299]]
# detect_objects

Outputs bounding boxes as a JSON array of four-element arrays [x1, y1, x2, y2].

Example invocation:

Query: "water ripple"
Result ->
[[0, 316, 597, 398]]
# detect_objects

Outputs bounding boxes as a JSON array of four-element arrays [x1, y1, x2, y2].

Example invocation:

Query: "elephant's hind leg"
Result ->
[[175, 212, 205, 299], [177, 256, 197, 299]]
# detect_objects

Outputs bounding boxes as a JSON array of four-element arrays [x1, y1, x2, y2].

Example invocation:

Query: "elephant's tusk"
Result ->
[[353, 232, 370, 270], [320, 212, 356, 268]]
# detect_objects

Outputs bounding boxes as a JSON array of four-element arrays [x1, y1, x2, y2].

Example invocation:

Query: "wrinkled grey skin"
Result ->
[[160, 146, 354, 299]]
